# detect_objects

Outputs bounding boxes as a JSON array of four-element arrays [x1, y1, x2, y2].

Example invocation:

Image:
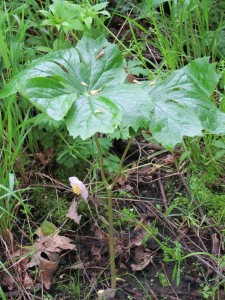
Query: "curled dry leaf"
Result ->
[[27, 228, 76, 289], [39, 253, 59, 290], [69, 176, 89, 201], [131, 246, 153, 271], [97, 288, 116, 300], [66, 199, 82, 225], [1, 248, 33, 291]]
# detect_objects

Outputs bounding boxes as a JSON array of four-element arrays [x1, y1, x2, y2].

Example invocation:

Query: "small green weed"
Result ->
[[115, 207, 138, 229]]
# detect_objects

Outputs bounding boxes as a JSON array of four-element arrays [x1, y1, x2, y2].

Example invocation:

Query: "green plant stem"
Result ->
[[93, 134, 133, 289], [106, 186, 116, 289]]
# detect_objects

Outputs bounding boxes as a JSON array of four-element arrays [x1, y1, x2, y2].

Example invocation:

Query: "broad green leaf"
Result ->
[[75, 35, 126, 89], [99, 84, 153, 131], [146, 57, 224, 147], [19, 77, 77, 120], [66, 95, 121, 139], [0, 35, 130, 138], [2, 35, 223, 148]]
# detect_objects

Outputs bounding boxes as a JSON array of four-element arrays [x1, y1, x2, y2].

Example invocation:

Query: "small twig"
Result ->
[[184, 275, 204, 285], [160, 261, 179, 299], [157, 171, 168, 210], [148, 286, 159, 300]]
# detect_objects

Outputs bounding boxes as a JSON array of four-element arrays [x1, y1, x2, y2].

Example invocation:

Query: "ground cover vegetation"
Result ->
[[0, 0, 225, 299]]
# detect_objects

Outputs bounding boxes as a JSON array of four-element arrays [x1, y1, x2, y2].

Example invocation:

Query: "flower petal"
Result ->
[[69, 177, 88, 201]]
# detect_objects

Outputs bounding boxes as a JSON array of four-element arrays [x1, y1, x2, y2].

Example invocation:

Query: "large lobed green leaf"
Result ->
[[1, 35, 224, 147], [145, 57, 225, 147], [0, 34, 152, 139]]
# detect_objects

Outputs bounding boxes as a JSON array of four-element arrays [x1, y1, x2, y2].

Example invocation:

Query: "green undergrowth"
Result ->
[[189, 165, 225, 223], [171, 163, 225, 225], [30, 187, 70, 226]]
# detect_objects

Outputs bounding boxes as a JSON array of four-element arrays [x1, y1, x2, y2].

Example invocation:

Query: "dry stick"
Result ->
[[148, 287, 159, 300], [157, 171, 168, 210], [160, 261, 180, 300]]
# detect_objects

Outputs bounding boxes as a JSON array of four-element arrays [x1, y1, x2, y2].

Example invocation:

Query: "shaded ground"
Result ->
[[1, 139, 225, 300]]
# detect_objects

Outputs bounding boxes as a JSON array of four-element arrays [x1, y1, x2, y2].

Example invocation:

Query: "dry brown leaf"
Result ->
[[131, 246, 153, 271], [66, 200, 82, 225], [27, 234, 75, 269], [91, 245, 102, 262], [127, 229, 147, 248], [1, 248, 33, 290], [40, 235, 75, 252], [1, 273, 15, 290], [23, 271, 33, 289], [97, 288, 116, 299], [93, 222, 108, 241], [39, 255, 59, 289], [27, 230, 76, 289], [131, 253, 152, 271]]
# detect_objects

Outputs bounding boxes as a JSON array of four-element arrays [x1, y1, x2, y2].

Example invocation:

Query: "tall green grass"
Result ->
[[0, 0, 42, 237], [116, 0, 224, 70]]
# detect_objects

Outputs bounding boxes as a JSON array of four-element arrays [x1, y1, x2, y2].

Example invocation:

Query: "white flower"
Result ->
[[69, 177, 88, 201]]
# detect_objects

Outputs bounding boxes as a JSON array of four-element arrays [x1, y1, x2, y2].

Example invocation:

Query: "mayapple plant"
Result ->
[[1, 34, 225, 289]]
